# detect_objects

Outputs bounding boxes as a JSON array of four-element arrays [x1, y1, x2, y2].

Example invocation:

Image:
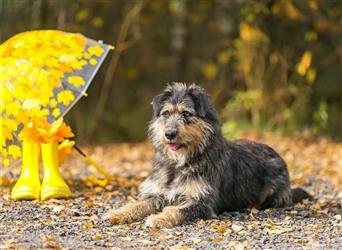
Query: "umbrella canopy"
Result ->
[[0, 30, 112, 167]]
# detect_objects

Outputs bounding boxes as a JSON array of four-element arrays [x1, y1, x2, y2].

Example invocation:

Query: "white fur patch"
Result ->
[[167, 150, 187, 167], [140, 178, 162, 196], [165, 176, 213, 202], [149, 118, 165, 149], [140, 168, 168, 196]]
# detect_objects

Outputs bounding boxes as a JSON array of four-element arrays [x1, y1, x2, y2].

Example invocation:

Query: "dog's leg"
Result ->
[[103, 199, 159, 224], [145, 203, 213, 228]]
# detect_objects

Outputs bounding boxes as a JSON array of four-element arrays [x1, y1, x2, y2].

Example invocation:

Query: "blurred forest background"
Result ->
[[1, 0, 341, 143]]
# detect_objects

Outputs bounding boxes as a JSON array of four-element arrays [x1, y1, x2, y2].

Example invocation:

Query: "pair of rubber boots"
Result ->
[[11, 142, 71, 200]]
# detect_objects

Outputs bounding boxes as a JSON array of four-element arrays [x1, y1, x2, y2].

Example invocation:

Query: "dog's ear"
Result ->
[[188, 86, 211, 117], [151, 94, 164, 117], [188, 84, 219, 123]]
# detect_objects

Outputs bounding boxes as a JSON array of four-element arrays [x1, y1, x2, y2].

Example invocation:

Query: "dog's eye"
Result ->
[[162, 111, 170, 118], [182, 111, 192, 118]]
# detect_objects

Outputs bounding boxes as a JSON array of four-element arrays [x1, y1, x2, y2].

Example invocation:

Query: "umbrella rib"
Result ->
[[11, 131, 20, 143], [61, 80, 67, 90], [68, 86, 83, 95]]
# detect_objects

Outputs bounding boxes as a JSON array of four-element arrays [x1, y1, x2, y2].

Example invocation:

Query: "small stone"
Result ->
[[231, 224, 244, 232], [333, 214, 341, 221]]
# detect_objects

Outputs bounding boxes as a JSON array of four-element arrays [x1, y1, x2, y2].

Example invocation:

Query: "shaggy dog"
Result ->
[[104, 83, 311, 228]]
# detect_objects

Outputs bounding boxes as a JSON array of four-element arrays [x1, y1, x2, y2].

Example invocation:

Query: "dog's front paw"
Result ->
[[103, 209, 131, 224], [145, 214, 173, 228]]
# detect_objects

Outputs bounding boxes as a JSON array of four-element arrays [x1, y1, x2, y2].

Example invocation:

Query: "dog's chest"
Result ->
[[163, 167, 212, 202], [140, 165, 212, 202]]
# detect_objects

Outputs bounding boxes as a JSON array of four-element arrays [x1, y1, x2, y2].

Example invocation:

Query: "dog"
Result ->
[[104, 83, 312, 228]]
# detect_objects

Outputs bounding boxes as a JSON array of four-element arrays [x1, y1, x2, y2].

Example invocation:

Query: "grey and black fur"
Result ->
[[104, 83, 312, 228]]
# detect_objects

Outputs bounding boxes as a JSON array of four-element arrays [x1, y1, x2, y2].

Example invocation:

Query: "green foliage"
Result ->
[[313, 101, 328, 133], [221, 0, 341, 139]]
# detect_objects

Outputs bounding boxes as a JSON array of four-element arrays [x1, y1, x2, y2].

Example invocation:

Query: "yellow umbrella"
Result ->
[[0, 30, 112, 199]]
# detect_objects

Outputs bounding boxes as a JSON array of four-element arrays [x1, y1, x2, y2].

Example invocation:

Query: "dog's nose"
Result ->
[[165, 129, 177, 140]]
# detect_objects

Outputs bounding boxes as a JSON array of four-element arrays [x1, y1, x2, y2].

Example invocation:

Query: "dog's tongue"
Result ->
[[168, 143, 181, 151]]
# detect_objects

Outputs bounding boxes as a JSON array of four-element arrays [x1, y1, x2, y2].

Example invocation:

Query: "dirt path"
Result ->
[[1, 135, 341, 249]]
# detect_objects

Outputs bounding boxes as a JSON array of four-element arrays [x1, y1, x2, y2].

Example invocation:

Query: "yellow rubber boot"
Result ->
[[41, 143, 71, 200], [11, 142, 41, 200]]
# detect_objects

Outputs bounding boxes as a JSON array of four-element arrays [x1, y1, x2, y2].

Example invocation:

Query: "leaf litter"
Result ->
[[0, 134, 341, 249]]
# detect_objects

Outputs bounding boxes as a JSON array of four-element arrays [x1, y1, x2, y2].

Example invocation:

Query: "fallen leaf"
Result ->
[[197, 219, 205, 225], [139, 239, 153, 244], [94, 235, 103, 240], [227, 240, 245, 250], [211, 223, 228, 233], [333, 214, 341, 221], [231, 224, 244, 232], [212, 237, 223, 243], [42, 235, 57, 248], [52, 205, 65, 214], [190, 237, 201, 244], [84, 223, 94, 229], [121, 236, 132, 241], [288, 210, 298, 215], [251, 208, 259, 214]]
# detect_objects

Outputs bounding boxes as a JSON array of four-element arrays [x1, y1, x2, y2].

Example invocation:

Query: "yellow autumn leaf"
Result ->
[[0, 100, 5, 113], [71, 59, 87, 70], [5, 102, 21, 117], [0, 148, 8, 157], [297, 51, 312, 76], [30, 108, 49, 118], [57, 90, 75, 105], [2, 127, 14, 141], [217, 50, 231, 65], [58, 139, 75, 164], [22, 99, 40, 110], [308, 0, 318, 10], [76, 9, 89, 22], [49, 99, 57, 108], [68, 76, 85, 87], [84, 53, 91, 59], [88, 45, 104, 57], [60, 54, 76, 63], [49, 118, 64, 136], [52, 108, 61, 118], [49, 122, 74, 143], [203, 63, 217, 80], [3, 158, 10, 167], [8, 145, 21, 159], [91, 17, 104, 28], [89, 58, 97, 65], [284, 1, 301, 20], [212, 237, 223, 243], [3, 119, 17, 131], [19, 117, 74, 144], [19, 121, 43, 143], [86, 175, 108, 187], [306, 68, 316, 82], [239, 22, 268, 43]]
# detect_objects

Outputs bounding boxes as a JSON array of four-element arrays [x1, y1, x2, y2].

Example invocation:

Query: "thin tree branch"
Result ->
[[87, 0, 147, 139]]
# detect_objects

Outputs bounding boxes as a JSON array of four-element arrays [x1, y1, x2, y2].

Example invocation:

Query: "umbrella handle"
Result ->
[[84, 155, 111, 180], [74, 145, 111, 180]]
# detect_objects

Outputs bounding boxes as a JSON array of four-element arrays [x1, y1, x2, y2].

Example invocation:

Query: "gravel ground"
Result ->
[[0, 139, 341, 249], [0, 179, 341, 249]]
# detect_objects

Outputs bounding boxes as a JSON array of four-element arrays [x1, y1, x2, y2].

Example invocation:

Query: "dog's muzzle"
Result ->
[[165, 129, 178, 140]]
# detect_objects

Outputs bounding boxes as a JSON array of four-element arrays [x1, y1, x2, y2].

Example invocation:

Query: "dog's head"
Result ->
[[148, 83, 220, 164]]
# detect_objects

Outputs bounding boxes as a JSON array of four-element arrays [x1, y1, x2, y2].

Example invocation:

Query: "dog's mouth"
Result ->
[[166, 142, 185, 151]]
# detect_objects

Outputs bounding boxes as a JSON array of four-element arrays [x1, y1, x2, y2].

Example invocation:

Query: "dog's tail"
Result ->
[[291, 188, 313, 204]]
